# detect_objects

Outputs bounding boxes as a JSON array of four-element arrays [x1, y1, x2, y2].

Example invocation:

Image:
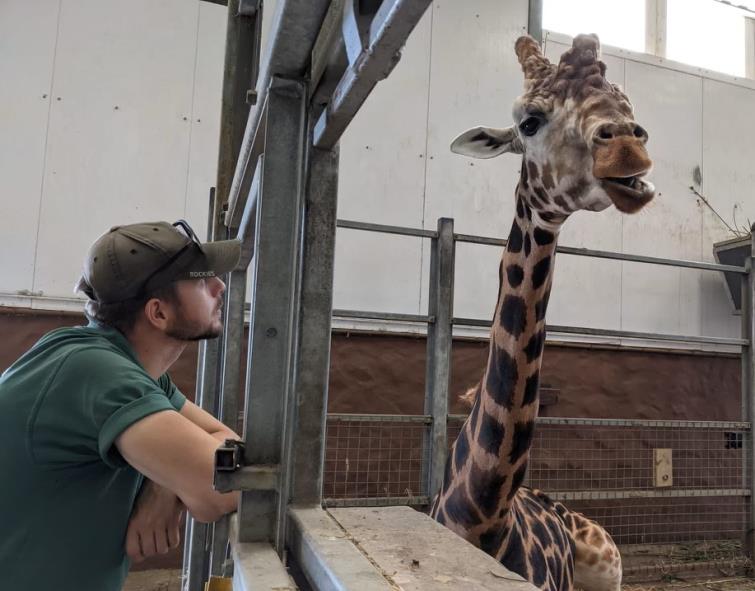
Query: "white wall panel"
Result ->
[[701, 79, 755, 338], [423, 0, 528, 321], [184, 3, 227, 233], [33, 0, 200, 297], [333, 10, 432, 314], [621, 61, 704, 339], [0, 0, 60, 293]]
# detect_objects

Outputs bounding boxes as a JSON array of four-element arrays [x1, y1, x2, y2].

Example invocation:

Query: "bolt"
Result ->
[[246, 89, 258, 105], [42, 94, 48, 99], [182, 116, 188, 121], [114, 105, 119, 110], [266, 327, 277, 338], [56, 97, 62, 101]]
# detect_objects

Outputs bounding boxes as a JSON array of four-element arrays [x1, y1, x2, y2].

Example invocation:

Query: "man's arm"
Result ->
[[179, 400, 241, 443], [115, 410, 239, 523]]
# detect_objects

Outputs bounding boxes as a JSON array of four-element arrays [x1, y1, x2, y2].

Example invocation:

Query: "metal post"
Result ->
[[423, 218, 455, 499], [528, 0, 543, 44], [745, 225, 755, 559], [238, 77, 308, 549], [289, 146, 340, 507]]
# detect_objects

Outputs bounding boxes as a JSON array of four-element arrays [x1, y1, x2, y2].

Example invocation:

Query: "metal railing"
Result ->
[[326, 217, 755, 562]]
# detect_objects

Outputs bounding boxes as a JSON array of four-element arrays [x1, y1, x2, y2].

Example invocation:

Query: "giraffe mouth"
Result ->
[[600, 175, 655, 213]]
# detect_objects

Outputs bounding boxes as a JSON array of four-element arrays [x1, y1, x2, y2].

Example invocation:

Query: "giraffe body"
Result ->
[[430, 34, 654, 590]]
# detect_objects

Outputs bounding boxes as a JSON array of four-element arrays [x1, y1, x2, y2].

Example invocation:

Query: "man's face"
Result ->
[[164, 277, 226, 341]]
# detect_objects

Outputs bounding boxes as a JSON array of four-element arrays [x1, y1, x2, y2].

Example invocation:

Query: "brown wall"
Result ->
[[0, 309, 744, 562]]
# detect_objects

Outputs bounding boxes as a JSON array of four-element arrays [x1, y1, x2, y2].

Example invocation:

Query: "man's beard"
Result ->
[[165, 306, 223, 341]]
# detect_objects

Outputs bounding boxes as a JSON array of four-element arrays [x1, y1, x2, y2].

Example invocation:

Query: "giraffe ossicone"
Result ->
[[430, 33, 655, 591]]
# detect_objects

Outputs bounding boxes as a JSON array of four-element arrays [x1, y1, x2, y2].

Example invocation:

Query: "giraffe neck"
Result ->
[[430, 190, 561, 540], [471, 193, 559, 513]]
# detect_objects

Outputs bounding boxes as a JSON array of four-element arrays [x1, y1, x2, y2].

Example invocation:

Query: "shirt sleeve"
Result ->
[[157, 373, 187, 411], [30, 348, 180, 469]]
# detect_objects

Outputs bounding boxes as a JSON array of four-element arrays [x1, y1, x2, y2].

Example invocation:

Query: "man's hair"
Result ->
[[84, 283, 179, 334]]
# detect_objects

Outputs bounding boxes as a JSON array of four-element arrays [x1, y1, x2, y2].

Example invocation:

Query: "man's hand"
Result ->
[[125, 479, 185, 563]]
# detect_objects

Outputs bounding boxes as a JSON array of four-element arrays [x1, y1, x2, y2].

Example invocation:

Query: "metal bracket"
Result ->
[[238, 0, 261, 16], [214, 439, 281, 493]]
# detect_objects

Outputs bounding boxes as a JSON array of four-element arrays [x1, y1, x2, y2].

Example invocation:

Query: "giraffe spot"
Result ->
[[524, 330, 546, 363], [444, 484, 482, 527], [529, 194, 542, 210], [516, 197, 525, 219], [541, 162, 555, 190], [524, 232, 532, 256], [539, 211, 566, 224], [485, 344, 519, 410], [590, 528, 604, 546], [468, 397, 481, 430], [529, 543, 548, 588], [533, 227, 555, 246], [534, 185, 549, 204], [507, 221, 523, 253], [553, 194, 569, 210], [525, 202, 532, 221], [522, 371, 540, 407], [603, 548, 614, 562], [478, 411, 506, 456], [532, 256, 552, 289], [453, 428, 470, 471], [587, 551, 600, 565], [440, 455, 453, 496], [500, 529, 528, 580], [469, 462, 506, 518], [508, 462, 528, 500], [479, 526, 505, 556], [546, 555, 560, 587], [506, 264, 524, 288], [526, 160, 539, 181], [509, 421, 535, 465], [435, 507, 447, 525], [531, 519, 553, 548], [535, 289, 551, 321], [499, 294, 527, 338]]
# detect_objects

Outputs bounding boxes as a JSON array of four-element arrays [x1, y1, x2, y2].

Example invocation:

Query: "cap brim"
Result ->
[[203, 239, 242, 275]]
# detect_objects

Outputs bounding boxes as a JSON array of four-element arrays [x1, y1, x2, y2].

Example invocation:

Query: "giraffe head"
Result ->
[[452, 34, 654, 226]]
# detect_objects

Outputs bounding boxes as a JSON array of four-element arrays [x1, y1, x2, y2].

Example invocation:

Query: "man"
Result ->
[[0, 220, 242, 590]]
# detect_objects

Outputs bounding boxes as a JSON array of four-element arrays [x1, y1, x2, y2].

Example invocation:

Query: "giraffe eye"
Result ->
[[519, 116, 543, 137]]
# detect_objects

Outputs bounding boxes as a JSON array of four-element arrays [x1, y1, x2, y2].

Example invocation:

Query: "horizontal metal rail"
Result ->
[[336, 219, 437, 239], [548, 488, 751, 501], [333, 309, 433, 324], [324, 496, 430, 507], [453, 317, 748, 347], [338, 218, 747, 274], [328, 413, 433, 423], [449, 415, 751, 429]]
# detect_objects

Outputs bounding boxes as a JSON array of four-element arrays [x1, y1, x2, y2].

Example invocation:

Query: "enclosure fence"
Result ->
[[324, 217, 755, 567]]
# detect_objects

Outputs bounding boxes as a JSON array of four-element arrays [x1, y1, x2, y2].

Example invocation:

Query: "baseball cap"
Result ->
[[76, 220, 241, 304]]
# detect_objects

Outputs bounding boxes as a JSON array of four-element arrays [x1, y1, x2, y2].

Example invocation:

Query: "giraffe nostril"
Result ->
[[633, 125, 648, 140]]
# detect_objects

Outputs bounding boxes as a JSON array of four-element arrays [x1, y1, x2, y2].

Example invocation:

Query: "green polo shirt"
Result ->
[[0, 321, 187, 591]]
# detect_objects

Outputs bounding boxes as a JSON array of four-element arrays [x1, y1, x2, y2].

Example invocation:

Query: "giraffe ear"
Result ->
[[450, 126, 523, 159]]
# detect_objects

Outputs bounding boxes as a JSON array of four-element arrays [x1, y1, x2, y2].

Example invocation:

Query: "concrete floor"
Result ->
[[123, 569, 182, 591]]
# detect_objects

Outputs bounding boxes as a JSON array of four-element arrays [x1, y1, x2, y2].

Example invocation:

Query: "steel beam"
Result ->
[[238, 77, 308, 548], [423, 218, 454, 499], [527, 0, 543, 44], [227, 0, 332, 226], [288, 146, 340, 507], [313, 0, 433, 148], [744, 226, 755, 559]]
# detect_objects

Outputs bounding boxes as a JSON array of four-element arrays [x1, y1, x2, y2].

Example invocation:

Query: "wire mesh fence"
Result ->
[[325, 414, 751, 552]]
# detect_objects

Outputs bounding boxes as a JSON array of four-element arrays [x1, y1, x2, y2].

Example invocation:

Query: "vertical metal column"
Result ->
[[527, 0, 543, 44], [423, 218, 455, 499], [183, 189, 222, 591], [745, 225, 755, 559], [288, 146, 340, 508], [238, 77, 308, 549]]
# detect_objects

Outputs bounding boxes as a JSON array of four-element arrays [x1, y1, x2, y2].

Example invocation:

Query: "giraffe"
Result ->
[[429, 34, 654, 591]]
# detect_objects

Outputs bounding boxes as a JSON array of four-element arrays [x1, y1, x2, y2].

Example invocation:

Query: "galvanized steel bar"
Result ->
[[452, 317, 748, 347], [324, 496, 431, 507], [548, 489, 751, 501], [313, 0, 433, 148], [527, 0, 543, 43], [328, 413, 432, 423], [448, 415, 751, 429], [337, 218, 438, 239], [239, 77, 308, 547], [423, 218, 455, 499], [226, 0, 332, 226], [333, 309, 433, 324], [745, 226, 755, 561], [289, 146, 341, 507]]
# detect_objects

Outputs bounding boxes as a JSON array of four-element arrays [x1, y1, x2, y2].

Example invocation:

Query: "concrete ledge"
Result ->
[[288, 506, 393, 591], [229, 515, 296, 591], [328, 506, 538, 591]]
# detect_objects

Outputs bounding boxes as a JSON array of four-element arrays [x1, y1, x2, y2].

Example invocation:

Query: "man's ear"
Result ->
[[450, 126, 523, 159]]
